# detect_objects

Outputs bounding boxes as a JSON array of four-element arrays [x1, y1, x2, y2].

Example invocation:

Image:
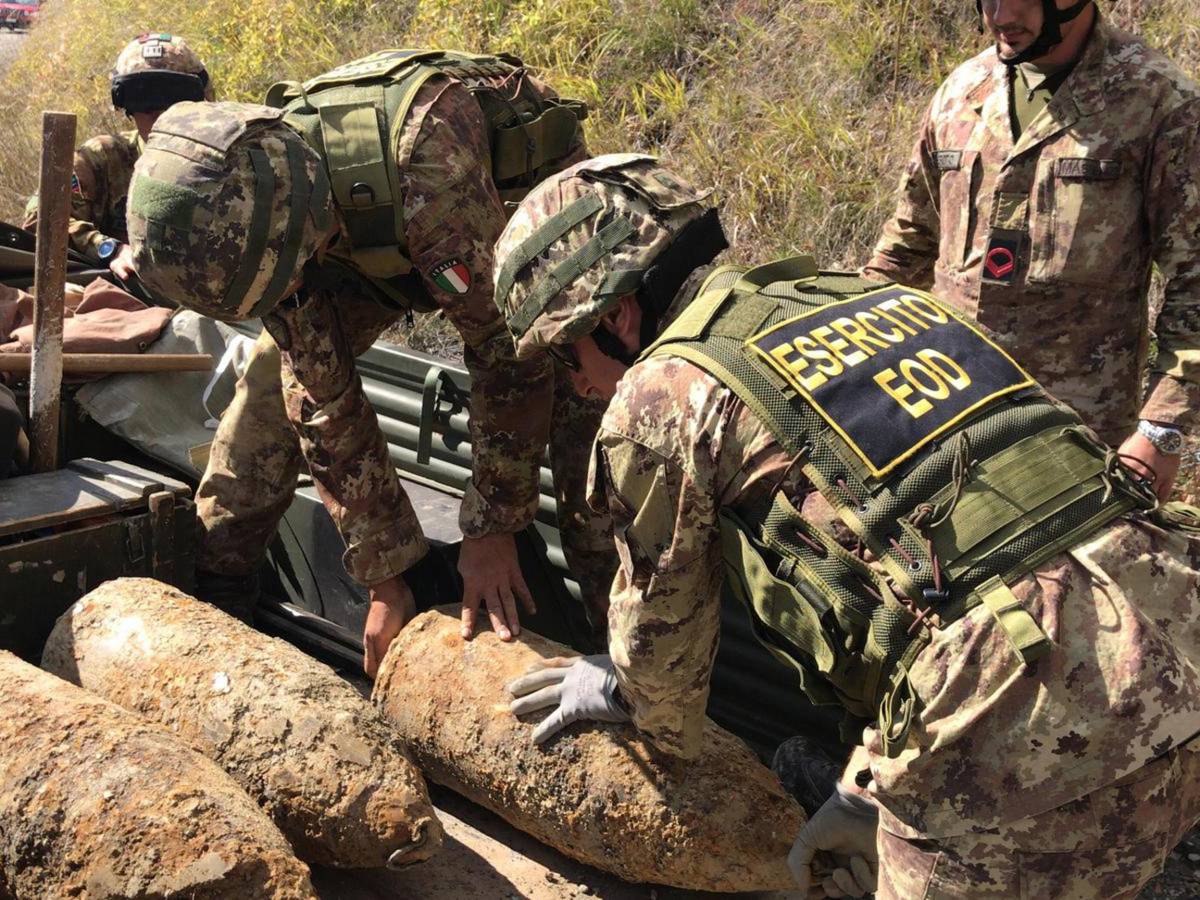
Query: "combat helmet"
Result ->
[[126, 101, 334, 320], [975, 0, 1093, 65], [111, 33, 214, 114], [493, 154, 724, 359]]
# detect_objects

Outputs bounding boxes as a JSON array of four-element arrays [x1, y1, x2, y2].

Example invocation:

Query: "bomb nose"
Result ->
[[386, 816, 440, 869]]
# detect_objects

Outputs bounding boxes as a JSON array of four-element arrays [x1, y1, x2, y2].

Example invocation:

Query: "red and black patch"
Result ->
[[70, 173, 81, 196], [982, 234, 1020, 285]]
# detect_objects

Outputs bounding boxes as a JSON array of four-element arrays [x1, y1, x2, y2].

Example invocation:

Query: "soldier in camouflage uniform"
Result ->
[[501, 156, 1200, 899], [864, 0, 1200, 501], [125, 51, 594, 674], [23, 34, 212, 278]]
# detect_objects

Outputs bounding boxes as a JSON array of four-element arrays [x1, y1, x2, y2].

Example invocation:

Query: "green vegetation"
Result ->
[[1, 0, 1197, 491]]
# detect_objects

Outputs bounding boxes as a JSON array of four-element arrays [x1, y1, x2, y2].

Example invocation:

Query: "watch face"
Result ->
[[1161, 431, 1185, 454], [1140, 421, 1185, 454], [97, 239, 118, 261]]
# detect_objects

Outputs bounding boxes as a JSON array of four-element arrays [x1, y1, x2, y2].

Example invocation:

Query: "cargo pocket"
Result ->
[[877, 826, 941, 900], [1018, 755, 1177, 899], [1028, 155, 1138, 288]]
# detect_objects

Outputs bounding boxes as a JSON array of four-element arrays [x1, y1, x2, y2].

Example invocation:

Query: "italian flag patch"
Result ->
[[431, 258, 471, 295]]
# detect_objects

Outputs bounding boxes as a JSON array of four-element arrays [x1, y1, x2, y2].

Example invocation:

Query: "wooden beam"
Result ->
[[28, 111, 76, 473], [0, 353, 214, 375]]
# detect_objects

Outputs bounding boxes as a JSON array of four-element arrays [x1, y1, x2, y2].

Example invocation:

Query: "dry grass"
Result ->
[[1, 0, 1197, 494]]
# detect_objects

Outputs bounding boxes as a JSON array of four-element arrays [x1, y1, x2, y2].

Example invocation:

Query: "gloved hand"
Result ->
[[787, 783, 879, 898], [507, 654, 630, 744]]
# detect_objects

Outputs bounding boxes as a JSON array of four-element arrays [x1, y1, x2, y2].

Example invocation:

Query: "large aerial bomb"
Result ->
[[42, 577, 442, 869], [373, 607, 804, 892], [0, 652, 316, 899]]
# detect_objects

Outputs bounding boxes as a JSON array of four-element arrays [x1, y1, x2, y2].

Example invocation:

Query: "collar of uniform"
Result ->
[[1056, 13, 1110, 119], [970, 13, 1109, 119], [660, 264, 717, 331]]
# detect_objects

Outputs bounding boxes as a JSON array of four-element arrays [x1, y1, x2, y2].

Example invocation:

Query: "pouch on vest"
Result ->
[[268, 49, 587, 309]]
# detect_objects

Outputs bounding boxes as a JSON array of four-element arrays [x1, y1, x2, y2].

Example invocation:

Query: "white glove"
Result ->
[[787, 784, 879, 898], [507, 654, 630, 744]]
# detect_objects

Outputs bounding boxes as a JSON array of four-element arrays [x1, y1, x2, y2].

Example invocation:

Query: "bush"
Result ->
[[1, 0, 1197, 494]]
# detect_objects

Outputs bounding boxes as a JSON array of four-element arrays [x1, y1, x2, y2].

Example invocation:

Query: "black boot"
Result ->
[[771, 735, 843, 818], [194, 569, 261, 625]]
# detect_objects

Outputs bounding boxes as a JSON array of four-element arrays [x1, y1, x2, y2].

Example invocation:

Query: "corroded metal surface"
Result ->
[[42, 577, 442, 869], [373, 607, 804, 892], [0, 651, 316, 899]]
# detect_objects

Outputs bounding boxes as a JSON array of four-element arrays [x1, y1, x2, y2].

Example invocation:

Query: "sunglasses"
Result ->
[[547, 343, 580, 372]]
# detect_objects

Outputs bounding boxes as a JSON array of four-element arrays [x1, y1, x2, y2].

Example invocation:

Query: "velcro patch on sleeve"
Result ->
[[746, 286, 1034, 477]]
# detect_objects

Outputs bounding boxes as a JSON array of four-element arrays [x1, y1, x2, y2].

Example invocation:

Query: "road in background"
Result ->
[[0, 31, 24, 77]]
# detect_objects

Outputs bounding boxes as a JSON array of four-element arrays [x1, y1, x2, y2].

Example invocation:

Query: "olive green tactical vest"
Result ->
[[266, 50, 587, 312], [645, 256, 1155, 755]]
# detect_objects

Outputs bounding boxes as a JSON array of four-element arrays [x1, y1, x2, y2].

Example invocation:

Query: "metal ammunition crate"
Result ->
[[0, 458, 195, 660]]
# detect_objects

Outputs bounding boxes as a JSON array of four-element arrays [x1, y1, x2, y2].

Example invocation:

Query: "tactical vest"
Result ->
[[645, 257, 1156, 754], [267, 49, 587, 311]]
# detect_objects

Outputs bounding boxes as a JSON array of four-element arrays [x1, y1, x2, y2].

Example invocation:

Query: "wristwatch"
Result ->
[[96, 238, 121, 263], [1137, 420, 1184, 456]]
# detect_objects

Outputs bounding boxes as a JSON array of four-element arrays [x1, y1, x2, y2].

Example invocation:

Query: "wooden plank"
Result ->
[[0, 354, 214, 375], [29, 111, 76, 473]]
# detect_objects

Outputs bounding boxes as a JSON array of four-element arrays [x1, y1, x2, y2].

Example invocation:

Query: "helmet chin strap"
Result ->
[[976, 0, 1093, 66]]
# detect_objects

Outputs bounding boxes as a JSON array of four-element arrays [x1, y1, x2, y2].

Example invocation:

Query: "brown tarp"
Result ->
[[0, 279, 172, 379]]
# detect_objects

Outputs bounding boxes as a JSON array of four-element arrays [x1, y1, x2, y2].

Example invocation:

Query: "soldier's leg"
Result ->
[[547, 368, 618, 650], [877, 741, 1200, 899], [194, 330, 301, 619]]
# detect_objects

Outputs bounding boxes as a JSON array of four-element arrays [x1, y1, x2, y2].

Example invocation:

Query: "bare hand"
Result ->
[[108, 243, 136, 281], [363, 575, 416, 679], [1118, 431, 1182, 502], [458, 532, 536, 642]]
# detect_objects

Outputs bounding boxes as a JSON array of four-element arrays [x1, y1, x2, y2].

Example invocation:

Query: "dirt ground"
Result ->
[[309, 789, 1198, 900]]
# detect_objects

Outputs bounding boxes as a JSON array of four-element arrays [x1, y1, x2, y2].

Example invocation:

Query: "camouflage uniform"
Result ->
[[23, 34, 211, 263], [863, 17, 1200, 444], [198, 77, 591, 590], [590, 328, 1200, 895], [22, 131, 141, 260]]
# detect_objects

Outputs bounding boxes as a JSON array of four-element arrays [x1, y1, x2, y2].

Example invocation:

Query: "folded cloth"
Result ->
[[0, 279, 172, 378]]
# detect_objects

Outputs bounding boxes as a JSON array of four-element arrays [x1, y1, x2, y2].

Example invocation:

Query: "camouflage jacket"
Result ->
[[23, 129, 142, 261], [590, 278, 1200, 837], [269, 77, 582, 585], [863, 18, 1200, 443]]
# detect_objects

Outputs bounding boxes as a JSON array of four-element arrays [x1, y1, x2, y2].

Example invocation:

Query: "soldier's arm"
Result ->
[[1139, 99, 1200, 432], [401, 78, 555, 540], [590, 359, 761, 760], [65, 146, 115, 259], [861, 102, 941, 288], [594, 434, 725, 761], [265, 283, 429, 588]]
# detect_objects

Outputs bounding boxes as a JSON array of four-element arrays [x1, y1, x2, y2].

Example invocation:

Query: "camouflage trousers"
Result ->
[[195, 329, 300, 578], [878, 737, 1200, 899], [196, 331, 616, 638]]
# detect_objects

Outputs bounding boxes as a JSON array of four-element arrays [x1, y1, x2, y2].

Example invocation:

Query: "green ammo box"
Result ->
[[0, 459, 195, 661]]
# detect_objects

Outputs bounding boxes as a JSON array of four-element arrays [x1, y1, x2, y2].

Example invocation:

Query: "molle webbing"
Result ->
[[495, 193, 604, 332], [651, 260, 1150, 752], [269, 49, 586, 312]]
